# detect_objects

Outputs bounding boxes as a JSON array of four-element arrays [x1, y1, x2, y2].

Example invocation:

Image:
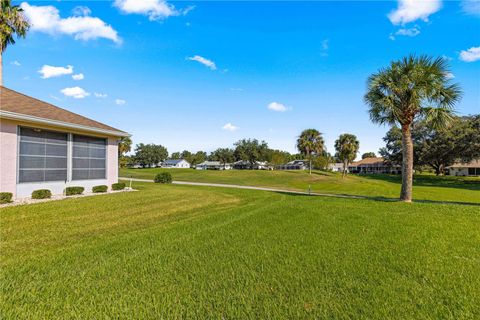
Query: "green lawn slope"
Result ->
[[120, 168, 480, 204], [1, 182, 479, 318]]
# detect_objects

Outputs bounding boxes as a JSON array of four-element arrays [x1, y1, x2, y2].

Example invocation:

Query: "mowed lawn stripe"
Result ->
[[1, 183, 479, 318], [120, 168, 480, 204]]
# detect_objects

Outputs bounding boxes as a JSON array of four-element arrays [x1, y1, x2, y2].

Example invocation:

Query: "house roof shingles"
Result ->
[[0, 86, 127, 135], [351, 157, 385, 166]]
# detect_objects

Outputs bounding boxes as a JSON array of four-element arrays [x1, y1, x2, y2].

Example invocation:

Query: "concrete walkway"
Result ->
[[119, 177, 367, 200], [120, 177, 480, 206]]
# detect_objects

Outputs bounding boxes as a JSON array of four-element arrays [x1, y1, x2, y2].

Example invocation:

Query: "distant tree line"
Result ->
[[118, 115, 479, 179], [119, 137, 337, 170], [379, 115, 480, 175]]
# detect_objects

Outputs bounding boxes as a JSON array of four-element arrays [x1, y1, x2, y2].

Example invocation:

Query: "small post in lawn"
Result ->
[[308, 185, 311, 196], [129, 176, 133, 190]]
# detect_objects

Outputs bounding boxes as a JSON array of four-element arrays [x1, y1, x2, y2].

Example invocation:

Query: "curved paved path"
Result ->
[[120, 177, 367, 200], [120, 177, 480, 206]]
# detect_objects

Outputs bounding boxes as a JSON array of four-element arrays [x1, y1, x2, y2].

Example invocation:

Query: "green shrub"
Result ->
[[65, 186, 84, 196], [112, 182, 126, 191], [31, 189, 52, 199], [154, 172, 173, 184], [0, 192, 13, 204], [92, 185, 108, 193]]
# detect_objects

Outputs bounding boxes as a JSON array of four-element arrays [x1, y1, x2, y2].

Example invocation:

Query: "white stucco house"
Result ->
[[446, 160, 480, 176], [196, 161, 232, 170], [161, 159, 191, 168], [277, 160, 309, 170], [328, 163, 345, 172], [0, 87, 129, 199], [233, 160, 270, 170]]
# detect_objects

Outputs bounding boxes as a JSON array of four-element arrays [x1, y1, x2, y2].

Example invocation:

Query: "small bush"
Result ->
[[65, 186, 84, 196], [0, 192, 13, 204], [112, 182, 126, 191], [32, 189, 52, 200], [92, 185, 108, 193], [154, 172, 173, 184]]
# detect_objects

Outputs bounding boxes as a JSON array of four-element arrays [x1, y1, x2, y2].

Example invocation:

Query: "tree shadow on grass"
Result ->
[[357, 174, 480, 191], [274, 190, 480, 207]]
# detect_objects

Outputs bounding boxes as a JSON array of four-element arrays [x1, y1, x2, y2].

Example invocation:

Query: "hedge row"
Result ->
[[92, 185, 108, 193], [32, 189, 52, 199], [3, 183, 128, 203], [0, 192, 13, 204]]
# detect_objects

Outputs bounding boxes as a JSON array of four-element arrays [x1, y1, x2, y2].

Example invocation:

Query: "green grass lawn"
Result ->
[[1, 182, 479, 318], [120, 168, 480, 204]]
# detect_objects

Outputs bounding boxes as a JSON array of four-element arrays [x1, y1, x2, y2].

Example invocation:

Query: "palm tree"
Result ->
[[364, 55, 461, 202], [0, 0, 30, 86], [296, 129, 325, 175], [334, 133, 359, 178], [118, 137, 132, 157]]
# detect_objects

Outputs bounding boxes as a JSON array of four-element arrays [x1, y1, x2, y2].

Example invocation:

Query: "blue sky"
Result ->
[[4, 0, 480, 157]]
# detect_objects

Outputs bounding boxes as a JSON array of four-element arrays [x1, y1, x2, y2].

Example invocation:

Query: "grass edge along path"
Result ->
[[120, 177, 480, 206]]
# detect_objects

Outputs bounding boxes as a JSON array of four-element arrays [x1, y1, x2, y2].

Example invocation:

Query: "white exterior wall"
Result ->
[[0, 119, 121, 199], [0, 119, 18, 197], [448, 167, 469, 176]]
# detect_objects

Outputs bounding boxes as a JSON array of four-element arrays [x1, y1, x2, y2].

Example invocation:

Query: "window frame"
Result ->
[[71, 134, 107, 181], [17, 126, 69, 184], [17, 126, 109, 184]]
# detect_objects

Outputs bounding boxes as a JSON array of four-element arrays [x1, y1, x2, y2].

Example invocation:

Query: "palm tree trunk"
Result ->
[[0, 52, 3, 86], [342, 160, 347, 178], [309, 157, 312, 175], [400, 124, 414, 202]]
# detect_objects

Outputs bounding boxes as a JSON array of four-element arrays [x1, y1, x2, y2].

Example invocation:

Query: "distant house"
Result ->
[[196, 161, 232, 170], [328, 163, 345, 172], [0, 86, 129, 199], [446, 160, 480, 176], [161, 159, 191, 169], [233, 160, 270, 170], [348, 157, 401, 174], [277, 160, 309, 170]]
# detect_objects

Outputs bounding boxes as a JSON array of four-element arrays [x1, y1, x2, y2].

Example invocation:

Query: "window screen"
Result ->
[[19, 127, 68, 183], [72, 135, 106, 180], [468, 168, 480, 176]]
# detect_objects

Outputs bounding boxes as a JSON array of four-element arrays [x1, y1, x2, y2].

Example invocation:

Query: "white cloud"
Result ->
[[11, 60, 21, 66], [72, 73, 84, 80], [390, 26, 421, 40], [21, 2, 121, 44], [115, 99, 126, 105], [72, 6, 91, 16], [61, 86, 90, 99], [396, 26, 421, 37], [388, 0, 442, 25], [114, 0, 193, 20], [94, 92, 108, 98], [187, 55, 217, 70], [222, 123, 238, 132], [461, 0, 480, 16], [267, 102, 288, 112], [38, 64, 73, 79], [459, 46, 480, 62]]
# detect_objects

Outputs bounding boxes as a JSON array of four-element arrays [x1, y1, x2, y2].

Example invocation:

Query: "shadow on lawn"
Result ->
[[275, 191, 480, 207], [358, 174, 480, 191]]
